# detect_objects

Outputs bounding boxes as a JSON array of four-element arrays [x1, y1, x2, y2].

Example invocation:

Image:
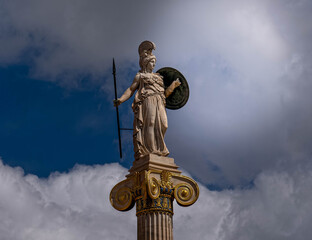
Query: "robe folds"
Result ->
[[132, 72, 169, 160]]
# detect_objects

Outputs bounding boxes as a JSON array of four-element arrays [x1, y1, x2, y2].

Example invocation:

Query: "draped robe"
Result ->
[[132, 72, 169, 159]]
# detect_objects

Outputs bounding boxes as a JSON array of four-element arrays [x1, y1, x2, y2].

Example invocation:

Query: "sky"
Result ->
[[0, 0, 312, 239]]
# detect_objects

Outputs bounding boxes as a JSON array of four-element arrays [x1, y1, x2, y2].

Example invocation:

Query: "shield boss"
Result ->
[[156, 67, 189, 110]]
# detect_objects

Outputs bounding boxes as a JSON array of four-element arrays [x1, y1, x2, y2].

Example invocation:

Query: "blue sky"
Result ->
[[0, 64, 124, 176], [1, 0, 312, 239]]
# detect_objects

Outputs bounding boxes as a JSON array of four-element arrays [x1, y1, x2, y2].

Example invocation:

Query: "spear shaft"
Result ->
[[113, 58, 122, 159]]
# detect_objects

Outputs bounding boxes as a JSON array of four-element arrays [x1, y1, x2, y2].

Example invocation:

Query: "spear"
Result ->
[[113, 58, 122, 159]]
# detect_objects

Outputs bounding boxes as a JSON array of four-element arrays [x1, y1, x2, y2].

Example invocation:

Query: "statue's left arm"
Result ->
[[165, 78, 181, 98]]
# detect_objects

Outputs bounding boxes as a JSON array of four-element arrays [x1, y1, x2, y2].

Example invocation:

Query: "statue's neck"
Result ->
[[141, 68, 153, 73]]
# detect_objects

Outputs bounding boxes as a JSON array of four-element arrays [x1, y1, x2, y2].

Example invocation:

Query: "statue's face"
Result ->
[[146, 59, 156, 72]]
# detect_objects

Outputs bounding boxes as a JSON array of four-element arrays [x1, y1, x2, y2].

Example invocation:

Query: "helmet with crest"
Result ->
[[138, 41, 156, 71]]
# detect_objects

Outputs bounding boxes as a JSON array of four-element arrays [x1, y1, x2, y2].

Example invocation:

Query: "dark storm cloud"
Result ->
[[165, 0, 312, 187], [1, 0, 312, 188], [0, 0, 168, 87]]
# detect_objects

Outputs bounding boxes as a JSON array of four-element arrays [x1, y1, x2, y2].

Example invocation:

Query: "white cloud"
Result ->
[[0, 159, 311, 239], [0, 159, 136, 240]]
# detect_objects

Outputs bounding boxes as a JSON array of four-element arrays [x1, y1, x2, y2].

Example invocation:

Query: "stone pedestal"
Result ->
[[110, 154, 199, 240], [127, 154, 181, 177]]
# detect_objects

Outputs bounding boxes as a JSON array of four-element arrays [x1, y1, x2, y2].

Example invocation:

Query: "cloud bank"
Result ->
[[0, 159, 311, 240], [0, 159, 136, 240]]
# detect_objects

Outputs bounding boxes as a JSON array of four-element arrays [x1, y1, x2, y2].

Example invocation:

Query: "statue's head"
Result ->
[[140, 54, 156, 72], [138, 41, 156, 72]]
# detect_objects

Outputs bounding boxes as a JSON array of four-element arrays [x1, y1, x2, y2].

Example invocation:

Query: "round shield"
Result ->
[[156, 67, 189, 110]]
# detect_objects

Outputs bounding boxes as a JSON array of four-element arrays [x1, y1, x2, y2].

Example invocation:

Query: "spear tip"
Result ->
[[112, 58, 116, 74]]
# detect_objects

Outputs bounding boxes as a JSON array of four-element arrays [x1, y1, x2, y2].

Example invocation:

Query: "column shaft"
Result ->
[[137, 212, 173, 240]]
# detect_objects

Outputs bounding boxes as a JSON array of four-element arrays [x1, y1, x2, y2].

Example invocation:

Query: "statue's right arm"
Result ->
[[114, 74, 140, 107]]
